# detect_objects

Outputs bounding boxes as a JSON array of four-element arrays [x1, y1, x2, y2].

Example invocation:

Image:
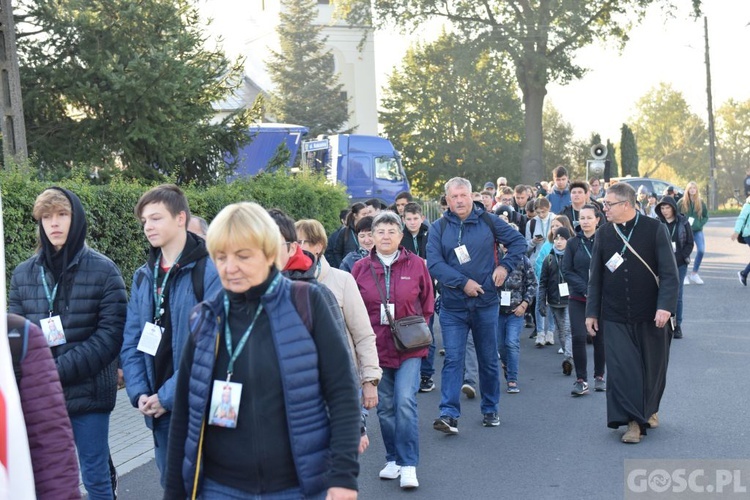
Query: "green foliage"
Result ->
[[266, 0, 349, 137], [715, 99, 750, 204], [338, 0, 702, 184], [543, 102, 586, 179], [1, 169, 347, 289], [17, 0, 253, 184], [630, 83, 708, 181], [605, 139, 618, 179], [380, 33, 523, 197], [620, 124, 640, 176]]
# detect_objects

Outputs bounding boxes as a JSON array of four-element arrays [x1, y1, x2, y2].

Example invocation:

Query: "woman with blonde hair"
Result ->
[[679, 181, 709, 284], [164, 202, 360, 500]]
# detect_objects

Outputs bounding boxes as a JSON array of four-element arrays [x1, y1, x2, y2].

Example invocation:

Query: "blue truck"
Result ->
[[226, 123, 409, 205]]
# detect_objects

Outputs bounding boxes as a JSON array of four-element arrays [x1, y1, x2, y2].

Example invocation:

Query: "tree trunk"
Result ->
[[521, 85, 546, 185]]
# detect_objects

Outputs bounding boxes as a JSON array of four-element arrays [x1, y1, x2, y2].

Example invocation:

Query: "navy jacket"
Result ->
[[427, 207, 526, 310]]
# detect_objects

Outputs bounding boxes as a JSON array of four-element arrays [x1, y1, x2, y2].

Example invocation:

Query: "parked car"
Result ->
[[609, 177, 684, 198]]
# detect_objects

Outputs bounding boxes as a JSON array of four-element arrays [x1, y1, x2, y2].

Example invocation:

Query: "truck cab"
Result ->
[[304, 134, 409, 205]]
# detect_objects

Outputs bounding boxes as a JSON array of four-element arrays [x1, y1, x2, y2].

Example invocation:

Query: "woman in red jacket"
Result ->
[[351, 211, 434, 490]]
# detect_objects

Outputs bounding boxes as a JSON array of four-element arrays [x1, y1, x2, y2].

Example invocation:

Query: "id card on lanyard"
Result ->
[[137, 252, 181, 356], [40, 267, 66, 347]]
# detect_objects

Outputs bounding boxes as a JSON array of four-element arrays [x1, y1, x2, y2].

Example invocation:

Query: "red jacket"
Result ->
[[11, 315, 81, 499], [352, 248, 434, 369]]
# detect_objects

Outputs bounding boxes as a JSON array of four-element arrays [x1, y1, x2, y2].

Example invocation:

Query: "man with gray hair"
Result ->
[[586, 182, 678, 444], [427, 177, 526, 432]]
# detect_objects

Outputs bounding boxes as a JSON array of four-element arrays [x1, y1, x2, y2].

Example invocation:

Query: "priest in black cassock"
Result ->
[[585, 182, 679, 444]]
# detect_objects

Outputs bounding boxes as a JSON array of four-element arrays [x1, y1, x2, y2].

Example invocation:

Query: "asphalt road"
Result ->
[[117, 216, 750, 500]]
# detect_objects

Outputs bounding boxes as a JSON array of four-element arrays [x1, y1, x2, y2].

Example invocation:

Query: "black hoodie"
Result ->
[[655, 196, 694, 266], [40, 187, 87, 283]]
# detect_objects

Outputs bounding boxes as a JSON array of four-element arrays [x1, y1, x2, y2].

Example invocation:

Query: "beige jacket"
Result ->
[[318, 256, 382, 384]]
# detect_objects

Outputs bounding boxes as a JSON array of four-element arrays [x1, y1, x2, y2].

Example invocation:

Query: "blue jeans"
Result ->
[[200, 477, 327, 499], [677, 265, 687, 325], [692, 230, 705, 273], [439, 306, 500, 418], [744, 241, 750, 276], [497, 313, 524, 383], [70, 412, 114, 500], [152, 412, 171, 486], [420, 314, 436, 378], [534, 287, 556, 333], [464, 332, 478, 386], [377, 357, 421, 466]]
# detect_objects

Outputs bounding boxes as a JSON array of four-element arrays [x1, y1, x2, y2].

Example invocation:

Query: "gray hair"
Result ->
[[608, 182, 636, 206], [372, 211, 403, 232], [445, 177, 472, 195]]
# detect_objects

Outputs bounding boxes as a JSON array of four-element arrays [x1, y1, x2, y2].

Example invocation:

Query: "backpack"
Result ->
[[8, 321, 26, 383], [289, 281, 313, 332]]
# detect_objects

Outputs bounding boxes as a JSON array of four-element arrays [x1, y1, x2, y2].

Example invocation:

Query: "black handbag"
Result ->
[[739, 234, 746, 244], [369, 262, 431, 352]]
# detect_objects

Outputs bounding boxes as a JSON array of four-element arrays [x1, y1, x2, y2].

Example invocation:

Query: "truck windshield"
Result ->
[[375, 156, 403, 182]]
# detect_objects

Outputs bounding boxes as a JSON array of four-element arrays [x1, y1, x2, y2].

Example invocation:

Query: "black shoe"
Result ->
[[673, 325, 683, 339], [529, 329, 537, 339], [438, 348, 446, 356], [739, 271, 748, 287], [419, 375, 436, 392], [482, 412, 500, 427], [433, 415, 459, 435], [562, 358, 573, 376]]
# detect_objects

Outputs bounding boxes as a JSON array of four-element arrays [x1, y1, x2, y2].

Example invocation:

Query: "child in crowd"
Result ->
[[538, 227, 574, 375]]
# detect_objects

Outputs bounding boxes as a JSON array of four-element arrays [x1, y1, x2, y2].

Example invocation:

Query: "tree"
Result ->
[[379, 33, 523, 197], [620, 123, 639, 176], [630, 83, 707, 182], [543, 102, 585, 180], [715, 99, 750, 203], [336, 0, 702, 185], [266, 0, 349, 138], [17, 0, 252, 184]]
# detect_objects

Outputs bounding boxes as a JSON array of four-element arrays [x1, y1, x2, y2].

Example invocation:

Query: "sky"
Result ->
[[201, 1, 750, 142]]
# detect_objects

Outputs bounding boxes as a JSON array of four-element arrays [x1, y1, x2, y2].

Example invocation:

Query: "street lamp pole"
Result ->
[[704, 16, 718, 210], [0, 0, 28, 166]]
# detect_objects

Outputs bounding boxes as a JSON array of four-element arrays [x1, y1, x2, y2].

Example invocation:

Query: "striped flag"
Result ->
[[0, 192, 36, 499]]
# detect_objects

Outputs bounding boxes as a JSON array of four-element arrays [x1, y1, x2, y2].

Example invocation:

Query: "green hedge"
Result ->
[[1, 168, 348, 290]]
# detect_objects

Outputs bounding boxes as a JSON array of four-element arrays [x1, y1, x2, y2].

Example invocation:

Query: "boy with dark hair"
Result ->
[[401, 202, 428, 258], [121, 184, 221, 484], [547, 166, 571, 213], [395, 191, 414, 216], [365, 198, 384, 217]]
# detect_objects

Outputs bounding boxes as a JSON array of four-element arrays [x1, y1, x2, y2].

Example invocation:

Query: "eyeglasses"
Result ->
[[297, 240, 308, 246], [602, 200, 627, 209]]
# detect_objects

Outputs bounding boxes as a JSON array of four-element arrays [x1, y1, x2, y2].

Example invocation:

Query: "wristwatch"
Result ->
[[364, 379, 379, 387]]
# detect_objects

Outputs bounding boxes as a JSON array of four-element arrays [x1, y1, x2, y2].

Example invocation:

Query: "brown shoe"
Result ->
[[622, 421, 642, 443], [648, 413, 659, 428]]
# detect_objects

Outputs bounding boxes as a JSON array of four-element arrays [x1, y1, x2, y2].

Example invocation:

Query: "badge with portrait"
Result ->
[[209, 380, 242, 428], [559, 282, 569, 297], [500, 291, 512, 306], [137, 322, 163, 356], [454, 245, 471, 265], [605, 253, 624, 273], [380, 303, 395, 325], [41, 315, 66, 347]]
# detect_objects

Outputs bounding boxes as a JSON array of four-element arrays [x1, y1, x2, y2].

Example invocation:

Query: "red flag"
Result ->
[[0, 192, 36, 498]]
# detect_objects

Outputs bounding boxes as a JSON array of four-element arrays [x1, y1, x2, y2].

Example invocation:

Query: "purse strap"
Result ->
[[369, 261, 396, 330], [614, 227, 660, 287]]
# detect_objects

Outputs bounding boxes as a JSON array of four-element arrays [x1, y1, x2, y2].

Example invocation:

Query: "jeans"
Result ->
[[464, 332, 478, 386], [497, 313, 524, 383], [692, 230, 705, 273], [743, 241, 750, 276], [70, 412, 114, 500], [439, 306, 500, 418], [200, 477, 327, 499], [152, 412, 172, 486], [550, 306, 572, 358], [534, 287, 556, 333], [420, 314, 436, 378], [377, 357, 421, 466], [569, 300, 605, 381], [677, 265, 687, 325]]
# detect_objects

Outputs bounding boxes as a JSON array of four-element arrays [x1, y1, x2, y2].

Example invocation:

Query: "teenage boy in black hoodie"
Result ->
[[121, 184, 221, 483], [656, 196, 694, 339]]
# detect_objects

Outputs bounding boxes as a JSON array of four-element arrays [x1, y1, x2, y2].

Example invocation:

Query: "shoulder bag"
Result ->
[[369, 261, 431, 352]]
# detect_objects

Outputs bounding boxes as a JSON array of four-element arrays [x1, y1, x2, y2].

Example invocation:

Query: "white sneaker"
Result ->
[[690, 273, 704, 285], [545, 331, 555, 345], [535, 333, 546, 347], [379, 461, 401, 480], [400, 466, 419, 489], [683, 276, 690, 285]]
